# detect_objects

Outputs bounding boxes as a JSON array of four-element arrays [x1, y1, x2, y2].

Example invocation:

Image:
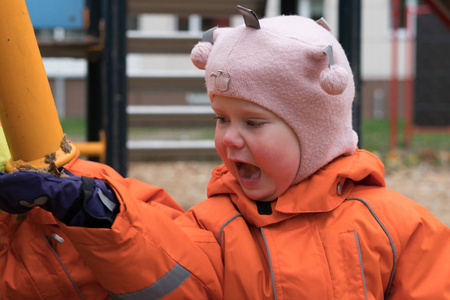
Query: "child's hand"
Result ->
[[0, 170, 119, 228]]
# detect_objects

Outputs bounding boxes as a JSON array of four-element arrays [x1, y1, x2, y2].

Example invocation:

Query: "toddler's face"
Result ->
[[212, 95, 300, 202]]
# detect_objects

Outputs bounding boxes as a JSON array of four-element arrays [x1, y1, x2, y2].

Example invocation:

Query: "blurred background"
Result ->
[[22, 0, 450, 222]]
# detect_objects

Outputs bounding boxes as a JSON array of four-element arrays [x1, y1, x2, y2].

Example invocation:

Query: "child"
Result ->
[[1, 6, 449, 299]]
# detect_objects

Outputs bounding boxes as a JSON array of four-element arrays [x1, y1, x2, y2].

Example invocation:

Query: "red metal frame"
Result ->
[[389, 0, 401, 149], [402, 4, 420, 147], [402, 4, 450, 146], [422, 0, 450, 29], [390, 1, 450, 149]]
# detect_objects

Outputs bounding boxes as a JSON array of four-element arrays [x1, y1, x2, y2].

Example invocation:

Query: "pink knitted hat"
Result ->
[[191, 6, 358, 184]]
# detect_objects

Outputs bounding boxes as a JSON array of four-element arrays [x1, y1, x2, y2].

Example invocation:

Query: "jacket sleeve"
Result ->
[[382, 193, 450, 299], [64, 157, 185, 220], [59, 158, 224, 299]]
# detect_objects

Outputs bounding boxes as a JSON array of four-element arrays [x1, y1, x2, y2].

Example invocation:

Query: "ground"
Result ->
[[128, 160, 450, 227]]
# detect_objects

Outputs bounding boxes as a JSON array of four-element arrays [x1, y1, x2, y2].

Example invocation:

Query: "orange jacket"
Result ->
[[56, 149, 450, 299], [0, 156, 183, 299]]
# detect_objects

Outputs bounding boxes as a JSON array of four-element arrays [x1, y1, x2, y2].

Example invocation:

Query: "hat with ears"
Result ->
[[191, 6, 358, 184]]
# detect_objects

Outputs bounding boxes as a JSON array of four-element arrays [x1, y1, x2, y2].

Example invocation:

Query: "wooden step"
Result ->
[[128, 0, 266, 18], [128, 105, 215, 127], [127, 31, 202, 54], [128, 70, 205, 93], [38, 38, 100, 58], [127, 139, 219, 160], [38, 31, 201, 58]]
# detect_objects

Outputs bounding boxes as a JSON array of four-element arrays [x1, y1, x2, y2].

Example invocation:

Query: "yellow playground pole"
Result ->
[[0, 0, 77, 172]]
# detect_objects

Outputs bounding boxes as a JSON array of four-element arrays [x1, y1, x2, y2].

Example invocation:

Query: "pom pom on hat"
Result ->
[[319, 44, 349, 95], [319, 65, 349, 95], [190, 42, 212, 70]]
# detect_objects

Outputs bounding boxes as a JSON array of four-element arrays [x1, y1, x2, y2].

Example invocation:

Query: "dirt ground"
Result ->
[[128, 160, 450, 227]]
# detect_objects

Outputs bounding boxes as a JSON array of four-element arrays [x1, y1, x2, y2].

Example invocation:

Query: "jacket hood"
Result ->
[[207, 149, 385, 227]]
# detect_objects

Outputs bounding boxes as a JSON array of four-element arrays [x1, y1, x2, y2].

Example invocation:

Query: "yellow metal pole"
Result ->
[[74, 130, 106, 163], [0, 0, 77, 172]]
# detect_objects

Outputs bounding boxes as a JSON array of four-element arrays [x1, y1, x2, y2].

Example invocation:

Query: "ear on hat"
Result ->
[[190, 26, 216, 70], [191, 42, 212, 70], [319, 45, 349, 95]]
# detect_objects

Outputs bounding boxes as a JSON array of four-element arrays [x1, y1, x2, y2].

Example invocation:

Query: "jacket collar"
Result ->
[[207, 149, 385, 227]]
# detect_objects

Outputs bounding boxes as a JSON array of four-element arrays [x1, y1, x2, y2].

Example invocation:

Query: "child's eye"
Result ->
[[212, 115, 229, 124], [246, 119, 264, 128]]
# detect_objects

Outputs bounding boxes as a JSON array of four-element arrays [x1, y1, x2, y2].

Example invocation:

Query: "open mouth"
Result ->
[[236, 162, 261, 183]]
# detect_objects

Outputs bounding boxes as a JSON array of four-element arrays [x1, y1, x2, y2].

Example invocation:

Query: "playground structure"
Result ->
[[0, 0, 77, 172], [0, 0, 125, 173]]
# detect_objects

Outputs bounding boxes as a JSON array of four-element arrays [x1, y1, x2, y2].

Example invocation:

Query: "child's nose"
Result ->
[[222, 126, 245, 149]]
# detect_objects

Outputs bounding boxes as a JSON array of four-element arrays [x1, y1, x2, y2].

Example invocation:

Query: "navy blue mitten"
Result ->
[[0, 170, 119, 228]]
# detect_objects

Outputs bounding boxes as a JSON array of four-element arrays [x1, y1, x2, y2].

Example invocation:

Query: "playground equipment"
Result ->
[[0, 124, 10, 172], [0, 0, 77, 172]]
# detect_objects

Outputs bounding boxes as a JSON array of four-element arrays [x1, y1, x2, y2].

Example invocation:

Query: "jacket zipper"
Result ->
[[353, 231, 369, 300], [41, 233, 86, 300], [260, 227, 277, 300]]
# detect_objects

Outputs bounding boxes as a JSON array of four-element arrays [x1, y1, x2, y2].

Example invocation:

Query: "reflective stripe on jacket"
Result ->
[[58, 149, 450, 299]]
